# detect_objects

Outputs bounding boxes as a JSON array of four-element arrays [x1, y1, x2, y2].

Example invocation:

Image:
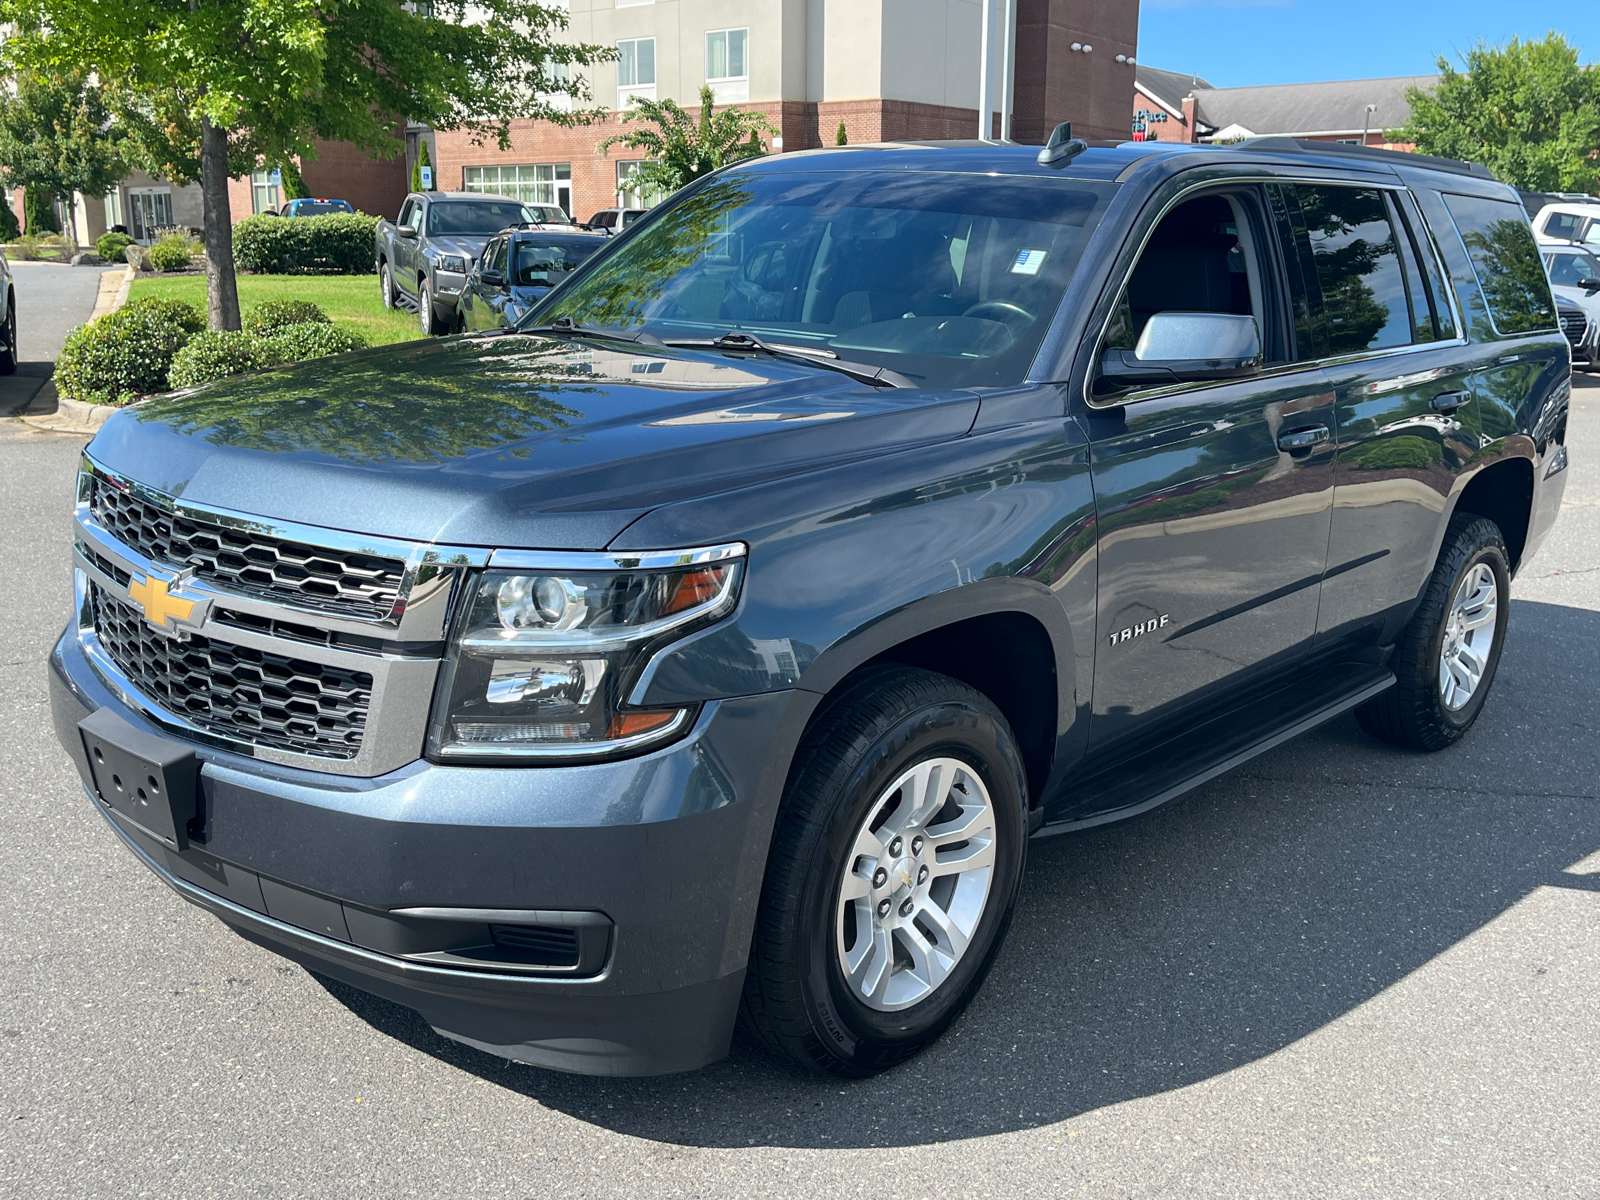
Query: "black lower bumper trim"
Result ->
[[91, 797, 743, 1075]]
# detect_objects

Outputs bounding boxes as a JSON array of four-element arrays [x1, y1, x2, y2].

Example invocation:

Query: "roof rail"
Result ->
[[1235, 136, 1492, 180]]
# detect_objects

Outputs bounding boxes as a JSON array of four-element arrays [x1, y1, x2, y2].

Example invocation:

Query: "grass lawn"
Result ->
[[127, 274, 424, 346]]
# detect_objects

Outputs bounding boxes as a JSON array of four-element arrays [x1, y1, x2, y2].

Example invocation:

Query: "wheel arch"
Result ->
[[1453, 454, 1535, 571], [793, 577, 1074, 807]]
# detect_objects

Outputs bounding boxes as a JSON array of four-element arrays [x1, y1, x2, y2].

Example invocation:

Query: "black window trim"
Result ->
[[1080, 172, 1468, 410]]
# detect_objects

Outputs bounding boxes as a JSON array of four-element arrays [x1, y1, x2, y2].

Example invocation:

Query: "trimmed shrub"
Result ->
[[0, 192, 17, 242], [96, 231, 134, 263], [55, 297, 206, 404], [23, 187, 59, 234], [149, 234, 193, 272], [243, 299, 330, 335], [168, 329, 275, 389], [232, 211, 379, 274], [264, 321, 367, 361]]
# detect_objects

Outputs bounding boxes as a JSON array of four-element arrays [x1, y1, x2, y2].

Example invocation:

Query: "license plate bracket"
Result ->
[[79, 709, 200, 850]]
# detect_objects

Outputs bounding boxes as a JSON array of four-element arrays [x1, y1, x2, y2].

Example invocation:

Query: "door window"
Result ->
[[1292, 185, 1413, 356], [1392, 194, 1458, 341], [1099, 189, 1279, 389], [1544, 249, 1600, 287], [489, 237, 509, 277], [397, 199, 418, 230], [1441, 192, 1557, 337]]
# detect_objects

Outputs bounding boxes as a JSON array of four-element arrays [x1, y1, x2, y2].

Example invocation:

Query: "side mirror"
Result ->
[[396, 224, 418, 239], [1579, 276, 1600, 293], [1099, 312, 1263, 389], [479, 268, 505, 288]]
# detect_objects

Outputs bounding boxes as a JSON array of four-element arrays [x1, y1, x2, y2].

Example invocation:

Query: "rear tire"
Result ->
[[741, 666, 1028, 1077], [1356, 513, 1510, 751]]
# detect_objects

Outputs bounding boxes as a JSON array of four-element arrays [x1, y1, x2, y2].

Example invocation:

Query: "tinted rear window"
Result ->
[[1442, 193, 1556, 336]]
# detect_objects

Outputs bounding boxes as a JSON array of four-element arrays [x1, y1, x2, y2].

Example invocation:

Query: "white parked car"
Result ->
[[1543, 244, 1600, 369], [1532, 200, 1600, 247]]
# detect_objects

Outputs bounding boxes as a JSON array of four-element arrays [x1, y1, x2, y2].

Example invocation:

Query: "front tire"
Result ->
[[0, 293, 15, 375], [1356, 513, 1511, 751], [741, 666, 1028, 1077], [418, 279, 440, 335], [379, 261, 394, 311]]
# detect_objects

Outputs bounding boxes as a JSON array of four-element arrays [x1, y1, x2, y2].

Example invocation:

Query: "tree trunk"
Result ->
[[199, 116, 240, 331]]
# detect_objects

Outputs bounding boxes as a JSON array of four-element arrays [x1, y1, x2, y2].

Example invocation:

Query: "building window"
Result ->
[[616, 160, 662, 210], [617, 37, 656, 108], [251, 170, 281, 215], [705, 28, 749, 103], [103, 190, 123, 232], [539, 60, 573, 113], [463, 163, 574, 215], [615, 0, 652, 7]]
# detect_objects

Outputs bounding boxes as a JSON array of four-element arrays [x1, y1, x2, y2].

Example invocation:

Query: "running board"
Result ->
[[1034, 664, 1395, 837]]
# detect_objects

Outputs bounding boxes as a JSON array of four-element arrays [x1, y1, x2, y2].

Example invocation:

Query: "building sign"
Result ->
[[1131, 108, 1169, 142]]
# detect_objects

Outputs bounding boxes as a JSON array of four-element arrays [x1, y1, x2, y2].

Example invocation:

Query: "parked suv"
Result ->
[[374, 191, 540, 334], [52, 137, 1568, 1078]]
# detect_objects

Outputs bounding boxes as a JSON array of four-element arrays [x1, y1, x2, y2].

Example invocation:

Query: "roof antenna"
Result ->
[[1037, 121, 1088, 166]]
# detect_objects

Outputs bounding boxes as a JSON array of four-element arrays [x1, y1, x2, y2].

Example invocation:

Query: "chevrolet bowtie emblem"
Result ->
[[128, 570, 208, 633]]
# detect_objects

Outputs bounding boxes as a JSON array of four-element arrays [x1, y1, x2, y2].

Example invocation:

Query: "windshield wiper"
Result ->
[[522, 316, 663, 346], [662, 330, 916, 389]]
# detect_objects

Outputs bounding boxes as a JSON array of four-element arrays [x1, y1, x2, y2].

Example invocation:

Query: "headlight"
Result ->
[[426, 543, 745, 761], [436, 254, 468, 274]]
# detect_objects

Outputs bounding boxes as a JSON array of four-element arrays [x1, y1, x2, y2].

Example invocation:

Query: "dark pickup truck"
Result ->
[[375, 190, 539, 334], [53, 136, 1568, 1078]]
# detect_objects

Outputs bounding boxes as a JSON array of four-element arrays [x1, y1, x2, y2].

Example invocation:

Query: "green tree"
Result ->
[[1396, 33, 1600, 191], [835, 121, 848, 146], [410, 140, 432, 193], [0, 190, 17, 241], [278, 158, 310, 202], [23, 188, 60, 234], [1, 2, 613, 331], [598, 85, 775, 196], [0, 69, 128, 236]]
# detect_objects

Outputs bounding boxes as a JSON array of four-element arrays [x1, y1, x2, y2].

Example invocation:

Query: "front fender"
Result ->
[[620, 407, 1098, 772]]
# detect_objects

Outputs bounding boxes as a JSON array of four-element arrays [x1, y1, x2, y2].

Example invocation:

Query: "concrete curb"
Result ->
[[18, 391, 121, 434], [89, 263, 136, 322], [15, 263, 137, 433]]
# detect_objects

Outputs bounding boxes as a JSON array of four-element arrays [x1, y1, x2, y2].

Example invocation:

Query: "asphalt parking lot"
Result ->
[[1, 307, 1596, 1193]]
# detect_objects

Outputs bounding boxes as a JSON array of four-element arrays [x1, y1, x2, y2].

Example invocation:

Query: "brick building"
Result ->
[[1131, 66, 1435, 150], [428, 0, 1141, 224], [227, 138, 410, 223]]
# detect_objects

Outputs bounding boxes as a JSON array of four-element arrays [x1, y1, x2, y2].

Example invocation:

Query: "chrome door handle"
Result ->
[[1430, 390, 1470, 413], [1277, 424, 1330, 453]]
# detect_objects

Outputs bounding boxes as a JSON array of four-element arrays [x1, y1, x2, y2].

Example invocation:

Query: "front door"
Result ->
[[1083, 187, 1337, 758]]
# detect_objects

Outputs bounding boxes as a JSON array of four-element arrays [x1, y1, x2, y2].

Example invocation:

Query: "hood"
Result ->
[[428, 234, 490, 261], [87, 333, 979, 550]]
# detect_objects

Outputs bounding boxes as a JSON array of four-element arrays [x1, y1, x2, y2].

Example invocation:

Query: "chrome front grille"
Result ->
[[1559, 309, 1588, 347], [91, 584, 372, 759], [74, 457, 488, 777], [90, 478, 407, 621]]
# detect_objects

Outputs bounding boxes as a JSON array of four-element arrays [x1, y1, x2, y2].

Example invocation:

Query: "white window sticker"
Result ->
[[1011, 248, 1048, 275]]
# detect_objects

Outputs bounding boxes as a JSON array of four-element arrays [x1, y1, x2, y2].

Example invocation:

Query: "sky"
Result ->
[[1137, 0, 1600, 87]]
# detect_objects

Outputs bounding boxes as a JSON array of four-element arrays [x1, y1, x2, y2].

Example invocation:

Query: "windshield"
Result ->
[[429, 200, 536, 235], [530, 170, 1114, 387], [513, 239, 602, 287], [532, 206, 573, 224], [1546, 250, 1600, 286]]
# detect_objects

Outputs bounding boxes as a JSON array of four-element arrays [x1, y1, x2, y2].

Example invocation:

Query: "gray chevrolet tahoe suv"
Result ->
[[52, 136, 1569, 1078]]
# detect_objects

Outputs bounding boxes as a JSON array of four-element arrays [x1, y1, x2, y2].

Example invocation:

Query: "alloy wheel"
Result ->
[[834, 756, 996, 1012], [1439, 561, 1498, 711]]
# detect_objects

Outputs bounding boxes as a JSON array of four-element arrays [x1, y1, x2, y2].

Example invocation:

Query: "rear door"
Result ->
[[1289, 182, 1494, 648], [1082, 183, 1338, 757]]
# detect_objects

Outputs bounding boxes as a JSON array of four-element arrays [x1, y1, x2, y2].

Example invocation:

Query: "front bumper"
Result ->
[[51, 626, 814, 1075]]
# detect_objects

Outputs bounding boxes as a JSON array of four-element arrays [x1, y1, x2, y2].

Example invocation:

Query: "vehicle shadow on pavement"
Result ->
[[315, 597, 1600, 1149]]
